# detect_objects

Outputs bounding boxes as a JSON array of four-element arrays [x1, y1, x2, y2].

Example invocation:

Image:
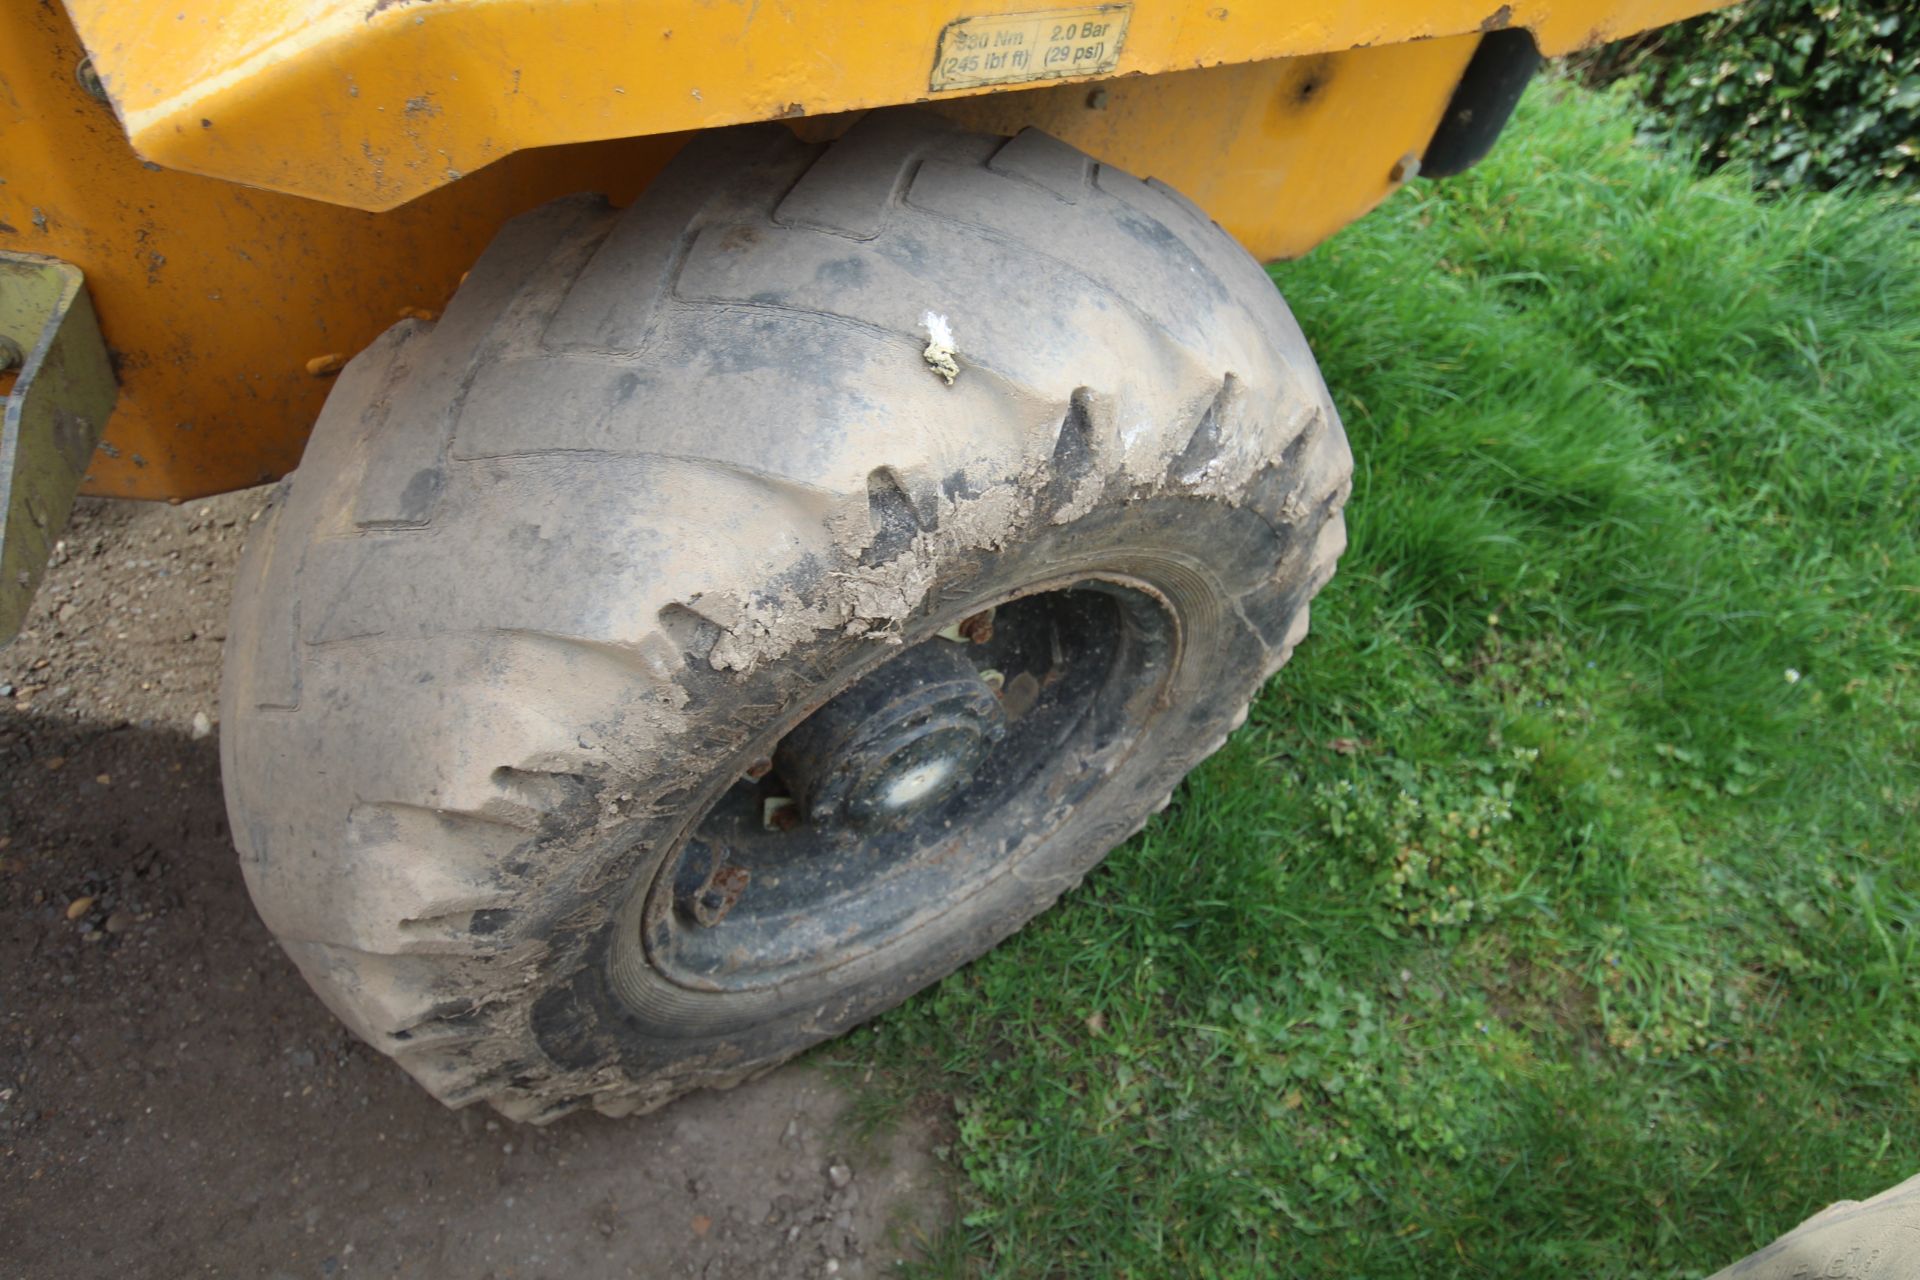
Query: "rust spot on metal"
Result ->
[[1480, 5, 1513, 31], [690, 863, 750, 927], [957, 609, 995, 644]]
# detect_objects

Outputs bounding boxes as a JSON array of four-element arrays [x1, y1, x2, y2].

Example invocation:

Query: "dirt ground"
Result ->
[[0, 492, 951, 1278]]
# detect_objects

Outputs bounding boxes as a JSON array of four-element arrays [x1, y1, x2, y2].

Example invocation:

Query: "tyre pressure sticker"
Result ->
[[930, 5, 1131, 92]]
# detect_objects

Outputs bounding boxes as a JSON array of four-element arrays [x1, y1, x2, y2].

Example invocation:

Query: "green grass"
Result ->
[[836, 81, 1920, 1276]]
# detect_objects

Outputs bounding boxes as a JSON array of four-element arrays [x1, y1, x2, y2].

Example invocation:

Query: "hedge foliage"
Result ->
[[1588, 1, 1920, 195]]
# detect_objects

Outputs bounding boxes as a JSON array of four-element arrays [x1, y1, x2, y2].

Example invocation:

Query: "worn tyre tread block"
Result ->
[[223, 110, 1354, 1122], [987, 127, 1092, 202], [772, 111, 977, 240], [349, 196, 619, 529], [1109, 167, 1301, 335], [906, 159, 1238, 361], [545, 125, 811, 354], [292, 458, 843, 646], [226, 320, 425, 713]]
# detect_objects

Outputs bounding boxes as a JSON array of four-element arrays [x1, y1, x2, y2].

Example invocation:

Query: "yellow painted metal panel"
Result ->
[[8, 0, 1478, 501], [931, 37, 1480, 262], [1, 2, 682, 499], [16, 0, 1733, 502], [65, 0, 1726, 212]]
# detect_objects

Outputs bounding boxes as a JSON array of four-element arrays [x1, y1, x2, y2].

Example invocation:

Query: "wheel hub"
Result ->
[[774, 642, 1006, 829], [625, 581, 1179, 995]]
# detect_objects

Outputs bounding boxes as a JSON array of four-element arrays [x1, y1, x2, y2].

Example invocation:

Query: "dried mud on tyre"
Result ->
[[221, 109, 1352, 1122]]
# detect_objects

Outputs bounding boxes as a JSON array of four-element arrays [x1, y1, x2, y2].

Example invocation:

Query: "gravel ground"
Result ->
[[0, 492, 950, 1278]]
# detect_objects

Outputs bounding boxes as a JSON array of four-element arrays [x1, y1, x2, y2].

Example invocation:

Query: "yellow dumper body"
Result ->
[[0, 0, 1717, 613], [4, 0, 1744, 1119]]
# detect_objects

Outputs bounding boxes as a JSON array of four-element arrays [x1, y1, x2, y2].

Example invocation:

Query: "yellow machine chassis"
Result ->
[[1, 0, 1716, 501], [71, 0, 1714, 212]]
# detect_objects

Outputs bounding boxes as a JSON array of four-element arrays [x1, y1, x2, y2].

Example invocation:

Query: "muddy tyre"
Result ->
[[220, 111, 1351, 1122]]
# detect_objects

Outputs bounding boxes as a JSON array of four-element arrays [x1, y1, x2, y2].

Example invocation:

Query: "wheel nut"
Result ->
[[763, 796, 800, 831], [957, 609, 995, 644], [670, 838, 751, 927], [688, 863, 750, 927]]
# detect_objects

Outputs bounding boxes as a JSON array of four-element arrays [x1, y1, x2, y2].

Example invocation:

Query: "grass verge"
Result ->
[[836, 80, 1920, 1276]]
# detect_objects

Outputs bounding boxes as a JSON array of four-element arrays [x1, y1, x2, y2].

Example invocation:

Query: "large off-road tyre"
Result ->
[[220, 111, 1351, 1122]]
